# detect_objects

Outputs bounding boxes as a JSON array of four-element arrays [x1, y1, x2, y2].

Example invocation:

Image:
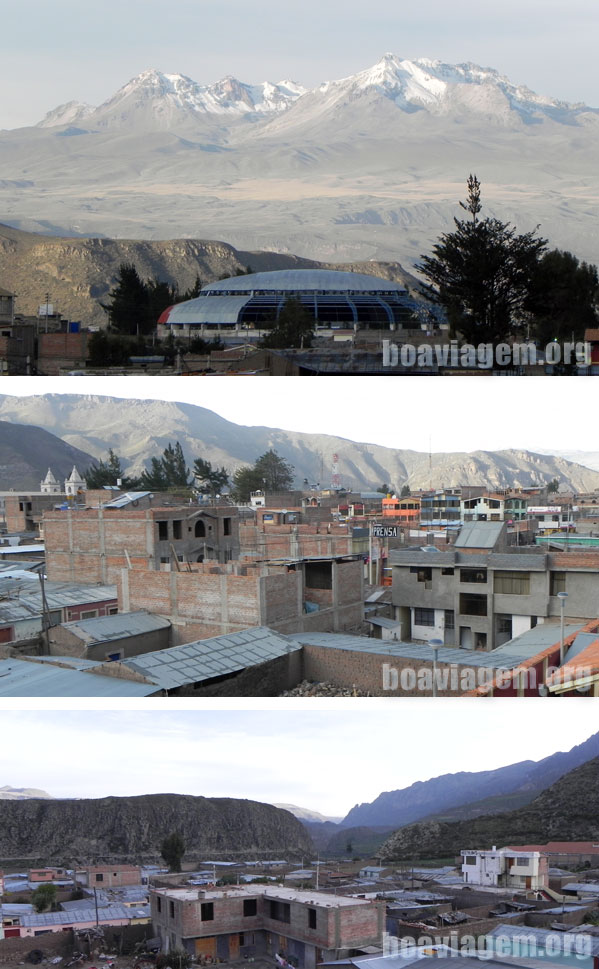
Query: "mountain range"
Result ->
[[378, 755, 599, 861], [2, 394, 599, 494], [1, 55, 598, 265], [340, 731, 599, 829]]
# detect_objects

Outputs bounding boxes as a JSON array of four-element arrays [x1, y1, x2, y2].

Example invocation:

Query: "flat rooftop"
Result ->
[[153, 884, 373, 907]]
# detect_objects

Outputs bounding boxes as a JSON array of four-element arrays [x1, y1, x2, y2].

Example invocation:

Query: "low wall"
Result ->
[[0, 931, 73, 964]]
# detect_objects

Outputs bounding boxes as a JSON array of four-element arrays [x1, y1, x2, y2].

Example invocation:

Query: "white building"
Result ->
[[40, 469, 61, 495], [64, 466, 86, 498], [461, 847, 548, 890]]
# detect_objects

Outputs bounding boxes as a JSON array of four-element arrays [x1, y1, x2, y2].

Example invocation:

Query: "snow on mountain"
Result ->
[[37, 68, 307, 129]]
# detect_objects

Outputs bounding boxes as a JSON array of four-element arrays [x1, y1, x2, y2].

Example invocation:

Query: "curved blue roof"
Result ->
[[202, 269, 407, 294]]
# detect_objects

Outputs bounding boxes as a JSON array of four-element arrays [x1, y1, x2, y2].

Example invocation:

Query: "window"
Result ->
[[494, 571, 530, 595], [173, 520, 182, 540], [550, 571, 566, 595], [497, 615, 512, 634], [157, 897, 162, 913], [460, 569, 487, 583], [444, 610, 455, 629], [108, 607, 118, 615], [95, 874, 104, 882], [158, 521, 168, 541], [169, 901, 175, 918], [414, 608, 435, 627], [459, 593, 487, 617], [243, 899, 257, 917], [223, 517, 232, 536], [410, 566, 432, 582], [201, 902, 214, 921], [464, 856, 476, 866], [441, 567, 454, 575], [195, 520, 206, 538], [305, 562, 332, 589], [80, 609, 98, 619], [268, 900, 290, 923], [308, 908, 317, 929]]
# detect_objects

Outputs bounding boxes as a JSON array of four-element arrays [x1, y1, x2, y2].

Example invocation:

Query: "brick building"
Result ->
[[150, 884, 384, 968], [2, 492, 65, 535], [118, 554, 364, 644], [76, 865, 142, 888], [44, 505, 240, 584]]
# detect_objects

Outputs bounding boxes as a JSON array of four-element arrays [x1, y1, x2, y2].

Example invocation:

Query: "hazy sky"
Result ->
[[2, 0, 598, 129], [0, 375, 596, 458], [2, 705, 597, 815]]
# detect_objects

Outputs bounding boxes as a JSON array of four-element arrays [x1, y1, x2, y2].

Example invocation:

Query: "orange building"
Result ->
[[382, 495, 421, 524]]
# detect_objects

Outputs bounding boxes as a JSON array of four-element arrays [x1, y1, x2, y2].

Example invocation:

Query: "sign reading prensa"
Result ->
[[372, 524, 398, 538]]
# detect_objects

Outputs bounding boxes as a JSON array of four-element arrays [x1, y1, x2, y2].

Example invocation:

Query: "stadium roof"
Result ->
[[202, 269, 408, 294]]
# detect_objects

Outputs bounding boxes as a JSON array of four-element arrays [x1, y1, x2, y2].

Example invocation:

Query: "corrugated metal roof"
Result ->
[[0, 544, 45, 555], [487, 924, 599, 956], [563, 882, 599, 892], [494, 623, 585, 658], [454, 522, 505, 548], [123, 626, 300, 689], [0, 659, 156, 697], [365, 617, 402, 629], [0, 581, 117, 623], [564, 632, 599, 663], [21, 904, 134, 926], [102, 491, 152, 508], [288, 633, 532, 670], [61, 610, 171, 643]]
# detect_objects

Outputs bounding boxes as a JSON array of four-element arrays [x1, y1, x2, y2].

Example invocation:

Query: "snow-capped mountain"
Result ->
[[36, 68, 306, 129], [2, 54, 598, 266]]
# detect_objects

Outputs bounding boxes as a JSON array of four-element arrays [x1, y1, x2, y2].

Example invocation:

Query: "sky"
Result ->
[[0, 374, 596, 457], [1, 0, 599, 129], [1, 704, 597, 816]]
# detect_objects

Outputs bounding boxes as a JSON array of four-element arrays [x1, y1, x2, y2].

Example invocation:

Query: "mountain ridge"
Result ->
[[1, 395, 599, 493], [341, 731, 599, 829], [378, 756, 599, 861]]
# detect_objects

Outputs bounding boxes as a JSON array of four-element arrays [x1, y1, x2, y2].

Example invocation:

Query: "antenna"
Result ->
[[331, 453, 341, 491]]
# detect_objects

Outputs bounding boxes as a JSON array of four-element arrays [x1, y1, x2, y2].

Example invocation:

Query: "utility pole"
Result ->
[[38, 571, 51, 655]]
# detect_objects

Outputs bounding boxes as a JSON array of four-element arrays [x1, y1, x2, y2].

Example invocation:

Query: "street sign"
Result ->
[[372, 524, 398, 538]]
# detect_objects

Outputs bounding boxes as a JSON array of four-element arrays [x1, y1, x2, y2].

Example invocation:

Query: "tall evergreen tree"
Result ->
[[84, 449, 140, 489], [102, 263, 151, 337], [259, 297, 315, 348], [193, 457, 229, 495], [139, 442, 191, 490], [230, 449, 295, 501], [526, 249, 599, 343], [418, 175, 547, 343]]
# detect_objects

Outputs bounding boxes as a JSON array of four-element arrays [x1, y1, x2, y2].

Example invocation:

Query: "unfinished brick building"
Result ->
[[43, 505, 240, 584], [150, 884, 384, 968], [118, 555, 364, 644]]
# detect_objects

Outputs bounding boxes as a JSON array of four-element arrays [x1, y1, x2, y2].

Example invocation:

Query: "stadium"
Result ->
[[158, 268, 422, 337]]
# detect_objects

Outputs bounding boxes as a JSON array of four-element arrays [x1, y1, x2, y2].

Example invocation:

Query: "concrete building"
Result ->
[[43, 504, 240, 584], [118, 554, 364, 645], [461, 494, 529, 523], [503, 843, 599, 869], [150, 883, 385, 968], [390, 522, 599, 651], [461, 848, 548, 890]]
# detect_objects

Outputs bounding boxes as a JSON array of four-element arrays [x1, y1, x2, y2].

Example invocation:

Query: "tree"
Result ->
[[400, 485, 411, 497], [102, 263, 152, 337], [547, 478, 560, 494], [418, 175, 547, 343], [161, 831, 185, 872], [193, 457, 229, 496], [230, 450, 295, 501], [526, 249, 599, 343], [259, 297, 315, 349], [377, 484, 391, 495], [139, 442, 191, 490], [157, 949, 191, 969], [32, 883, 57, 913], [84, 449, 141, 489]]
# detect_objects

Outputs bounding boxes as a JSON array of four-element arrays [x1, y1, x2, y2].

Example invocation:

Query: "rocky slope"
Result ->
[[0, 420, 96, 491], [0, 794, 313, 864], [342, 731, 599, 828], [0, 222, 418, 328], [1, 394, 599, 495], [378, 756, 599, 861]]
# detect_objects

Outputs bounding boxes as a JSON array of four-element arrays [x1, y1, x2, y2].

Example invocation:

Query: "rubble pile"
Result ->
[[280, 680, 370, 696]]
